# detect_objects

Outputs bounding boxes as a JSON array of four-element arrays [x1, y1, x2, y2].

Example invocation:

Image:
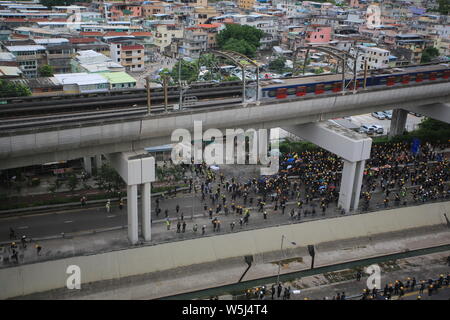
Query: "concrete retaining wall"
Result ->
[[1, 201, 449, 299]]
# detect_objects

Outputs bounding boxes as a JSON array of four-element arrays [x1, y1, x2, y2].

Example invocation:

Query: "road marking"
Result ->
[[107, 215, 116, 218], [17, 226, 28, 229], [64, 220, 73, 224]]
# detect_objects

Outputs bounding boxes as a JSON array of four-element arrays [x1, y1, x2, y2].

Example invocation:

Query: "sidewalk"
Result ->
[[15, 224, 450, 299]]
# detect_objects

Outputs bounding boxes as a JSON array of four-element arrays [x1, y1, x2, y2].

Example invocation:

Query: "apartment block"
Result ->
[[110, 42, 145, 72]]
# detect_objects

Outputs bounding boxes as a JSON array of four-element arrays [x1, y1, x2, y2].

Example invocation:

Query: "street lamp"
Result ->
[[277, 234, 297, 286]]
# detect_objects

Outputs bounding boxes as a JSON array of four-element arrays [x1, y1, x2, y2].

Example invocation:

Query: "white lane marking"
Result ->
[[18, 226, 28, 229], [64, 220, 73, 223], [107, 215, 116, 218]]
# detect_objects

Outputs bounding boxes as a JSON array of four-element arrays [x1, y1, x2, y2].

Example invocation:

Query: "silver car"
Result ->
[[372, 111, 386, 120]]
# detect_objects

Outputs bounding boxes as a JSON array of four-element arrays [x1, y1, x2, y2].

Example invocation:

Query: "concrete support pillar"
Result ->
[[127, 184, 139, 244], [107, 152, 155, 244], [351, 160, 365, 210], [141, 182, 151, 241], [95, 155, 103, 169], [338, 159, 365, 213], [83, 157, 92, 175], [338, 160, 356, 213], [389, 109, 408, 137]]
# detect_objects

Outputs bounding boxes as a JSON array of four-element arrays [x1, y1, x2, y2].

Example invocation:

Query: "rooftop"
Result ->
[[0, 66, 22, 77], [100, 72, 136, 84], [10, 77, 62, 88], [5, 45, 46, 52], [54, 73, 109, 86]]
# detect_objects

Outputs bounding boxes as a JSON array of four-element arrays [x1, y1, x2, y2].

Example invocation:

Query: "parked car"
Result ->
[[382, 110, 392, 120], [371, 111, 386, 120], [409, 112, 422, 117], [370, 124, 384, 134], [359, 125, 374, 134]]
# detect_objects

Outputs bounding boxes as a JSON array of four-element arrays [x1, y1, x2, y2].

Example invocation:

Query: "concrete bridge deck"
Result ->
[[1, 80, 449, 170]]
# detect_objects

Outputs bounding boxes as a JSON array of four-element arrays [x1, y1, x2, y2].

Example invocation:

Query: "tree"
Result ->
[[421, 46, 440, 63], [216, 24, 263, 57], [437, 0, 449, 15], [222, 38, 257, 58], [170, 59, 199, 83], [314, 67, 325, 74], [268, 57, 287, 73], [66, 173, 79, 192], [94, 164, 125, 194], [40, 0, 86, 8], [0, 80, 31, 98], [38, 65, 54, 77]]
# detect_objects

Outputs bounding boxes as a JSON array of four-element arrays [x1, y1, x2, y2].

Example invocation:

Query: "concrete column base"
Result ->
[[82, 157, 92, 175], [141, 182, 151, 241], [127, 184, 139, 244], [389, 109, 408, 137]]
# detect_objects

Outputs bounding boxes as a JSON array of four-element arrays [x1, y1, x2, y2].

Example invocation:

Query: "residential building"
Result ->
[[9, 77, 64, 95], [5, 45, 46, 78], [238, 0, 255, 11], [154, 24, 184, 53], [178, 27, 208, 58], [0, 66, 23, 79], [110, 42, 145, 72], [394, 34, 429, 64], [305, 25, 332, 45], [54, 72, 109, 94], [349, 44, 390, 72], [71, 50, 124, 73], [100, 71, 137, 90]]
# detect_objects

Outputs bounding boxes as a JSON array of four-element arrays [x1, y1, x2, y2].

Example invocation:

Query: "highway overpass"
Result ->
[[1, 79, 449, 170]]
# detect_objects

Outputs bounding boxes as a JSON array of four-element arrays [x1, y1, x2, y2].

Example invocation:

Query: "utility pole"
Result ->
[[163, 75, 168, 113], [146, 76, 151, 114], [242, 66, 246, 103], [341, 58, 346, 95], [352, 46, 359, 94], [178, 55, 183, 109], [302, 48, 310, 75], [363, 59, 368, 89]]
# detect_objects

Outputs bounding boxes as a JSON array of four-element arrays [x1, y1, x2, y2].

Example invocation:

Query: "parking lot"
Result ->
[[349, 111, 424, 135]]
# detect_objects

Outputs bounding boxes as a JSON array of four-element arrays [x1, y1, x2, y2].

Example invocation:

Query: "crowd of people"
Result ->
[[157, 140, 449, 236], [242, 271, 450, 300], [3, 228, 42, 264]]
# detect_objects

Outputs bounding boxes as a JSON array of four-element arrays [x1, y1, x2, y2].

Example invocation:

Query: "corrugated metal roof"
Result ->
[[10, 77, 62, 88], [54, 73, 108, 86], [100, 72, 136, 84], [6, 45, 45, 51], [0, 66, 22, 77]]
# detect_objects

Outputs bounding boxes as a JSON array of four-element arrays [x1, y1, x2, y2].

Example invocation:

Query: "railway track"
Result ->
[[157, 243, 450, 300], [0, 85, 243, 119], [0, 98, 243, 131]]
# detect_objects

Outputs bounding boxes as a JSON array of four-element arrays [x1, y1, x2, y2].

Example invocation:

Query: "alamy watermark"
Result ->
[[66, 265, 81, 290], [170, 121, 279, 175], [365, 264, 381, 290]]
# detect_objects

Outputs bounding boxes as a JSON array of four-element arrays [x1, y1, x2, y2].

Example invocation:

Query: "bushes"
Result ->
[[280, 139, 319, 154]]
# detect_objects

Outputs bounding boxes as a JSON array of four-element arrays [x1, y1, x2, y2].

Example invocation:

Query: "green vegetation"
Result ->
[[40, 0, 91, 8], [216, 24, 263, 58], [0, 79, 31, 98], [314, 67, 325, 74], [281, 117, 450, 155], [38, 64, 54, 77], [65, 173, 79, 192], [437, 0, 449, 15], [170, 59, 199, 83], [94, 164, 126, 194], [280, 139, 319, 154], [268, 56, 287, 74], [421, 47, 440, 63]]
